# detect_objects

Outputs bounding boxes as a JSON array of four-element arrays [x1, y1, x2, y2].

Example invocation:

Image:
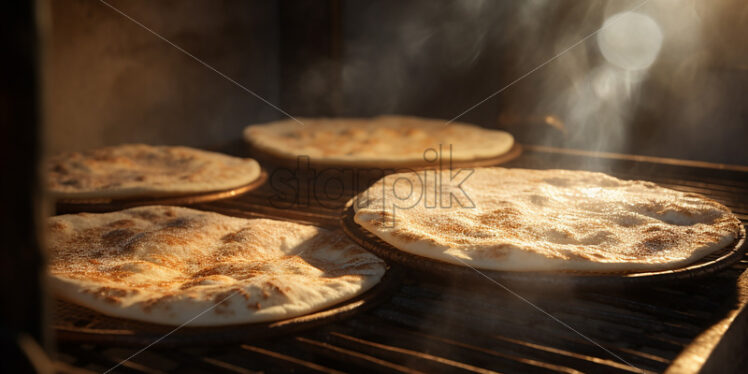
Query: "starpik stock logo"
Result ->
[[267, 145, 475, 226]]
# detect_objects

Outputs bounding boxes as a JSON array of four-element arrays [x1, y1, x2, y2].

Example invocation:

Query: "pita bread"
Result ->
[[47, 144, 261, 199], [47, 206, 386, 326], [243, 115, 514, 167], [354, 168, 741, 272]]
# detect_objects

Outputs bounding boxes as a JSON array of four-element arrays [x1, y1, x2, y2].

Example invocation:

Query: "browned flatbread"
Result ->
[[47, 144, 261, 199], [47, 206, 386, 326], [354, 168, 742, 272], [243, 115, 514, 167]]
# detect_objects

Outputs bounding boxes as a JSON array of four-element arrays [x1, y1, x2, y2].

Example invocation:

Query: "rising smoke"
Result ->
[[341, 0, 746, 163]]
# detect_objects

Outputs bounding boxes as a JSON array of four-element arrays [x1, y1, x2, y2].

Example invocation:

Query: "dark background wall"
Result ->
[[45, 0, 747, 164], [45, 0, 280, 154], [341, 0, 748, 164]]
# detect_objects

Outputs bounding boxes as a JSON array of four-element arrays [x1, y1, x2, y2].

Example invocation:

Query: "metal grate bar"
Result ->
[[295, 336, 425, 374], [339, 315, 616, 374], [372, 290, 671, 372], [240, 344, 344, 374], [321, 331, 503, 374]]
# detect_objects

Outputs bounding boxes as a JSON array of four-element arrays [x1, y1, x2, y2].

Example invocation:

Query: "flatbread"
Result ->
[[243, 115, 514, 167], [354, 168, 742, 272], [47, 206, 386, 326], [47, 144, 262, 199]]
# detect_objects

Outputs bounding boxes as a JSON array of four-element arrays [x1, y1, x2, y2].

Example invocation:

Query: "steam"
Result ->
[[528, 0, 745, 164], [338, 0, 742, 163], [533, 4, 666, 158]]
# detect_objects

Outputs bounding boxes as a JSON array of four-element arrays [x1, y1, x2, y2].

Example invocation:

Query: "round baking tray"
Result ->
[[55, 171, 268, 214], [246, 143, 523, 171], [340, 199, 747, 289], [53, 265, 403, 347]]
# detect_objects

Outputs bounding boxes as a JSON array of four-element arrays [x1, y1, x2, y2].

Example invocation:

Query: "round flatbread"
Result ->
[[243, 115, 514, 167], [353, 168, 742, 272], [47, 144, 262, 199], [47, 206, 386, 326]]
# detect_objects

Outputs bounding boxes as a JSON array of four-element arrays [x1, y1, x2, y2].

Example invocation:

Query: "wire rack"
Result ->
[[55, 145, 748, 374]]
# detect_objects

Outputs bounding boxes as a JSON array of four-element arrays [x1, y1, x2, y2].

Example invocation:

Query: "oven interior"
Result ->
[[2, 1, 748, 373]]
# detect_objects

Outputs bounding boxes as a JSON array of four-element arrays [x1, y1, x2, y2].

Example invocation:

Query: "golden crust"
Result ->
[[243, 115, 514, 167], [354, 168, 742, 272], [47, 144, 261, 199], [47, 206, 386, 326]]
